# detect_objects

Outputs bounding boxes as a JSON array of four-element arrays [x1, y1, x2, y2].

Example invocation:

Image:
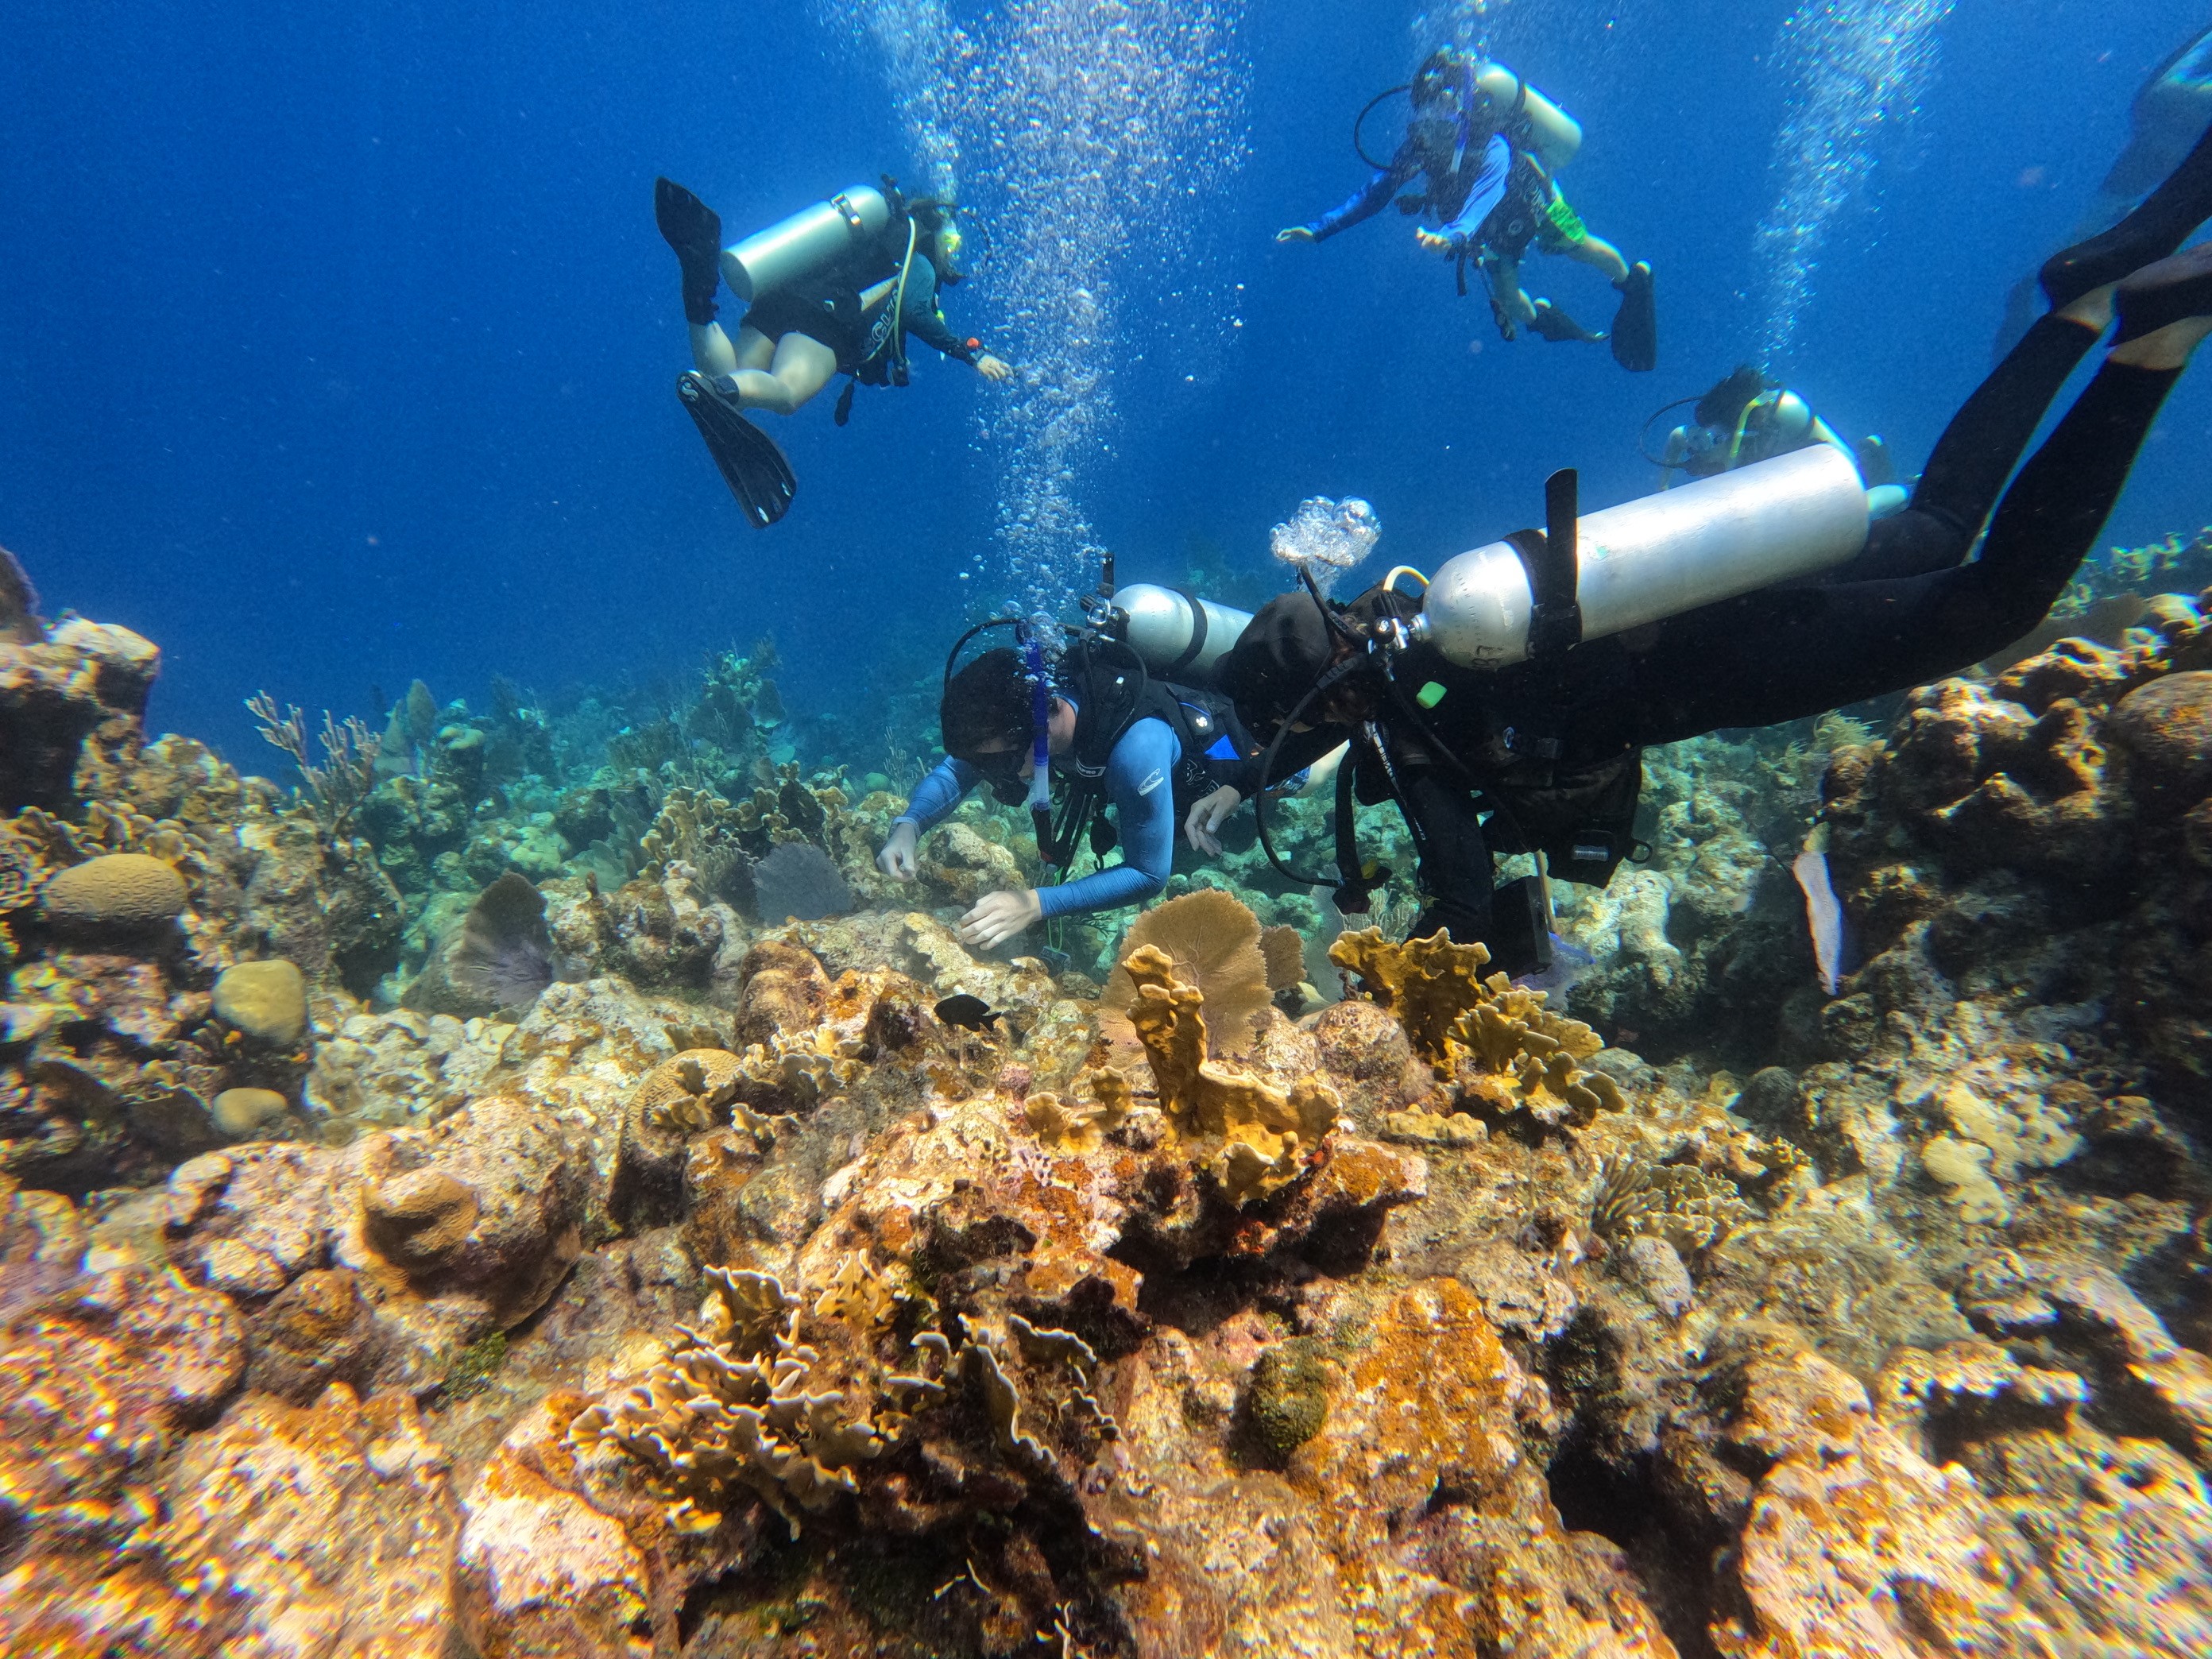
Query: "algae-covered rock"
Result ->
[[40, 852, 187, 931], [213, 957, 308, 1044], [2110, 668, 2212, 813], [1241, 1338, 1331, 1465]]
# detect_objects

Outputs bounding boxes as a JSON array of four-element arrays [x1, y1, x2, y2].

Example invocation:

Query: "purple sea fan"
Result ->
[[751, 843, 853, 923], [448, 871, 558, 1009]]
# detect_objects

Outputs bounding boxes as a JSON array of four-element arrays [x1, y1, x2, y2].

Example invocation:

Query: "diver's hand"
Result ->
[[1415, 229, 1460, 256], [957, 888, 1042, 949], [976, 354, 1013, 382], [1183, 786, 1243, 856], [1275, 226, 1315, 244], [877, 822, 919, 882]]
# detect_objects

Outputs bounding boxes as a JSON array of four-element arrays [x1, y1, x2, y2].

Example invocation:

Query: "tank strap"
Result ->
[[830, 192, 865, 234], [1162, 587, 1211, 675]]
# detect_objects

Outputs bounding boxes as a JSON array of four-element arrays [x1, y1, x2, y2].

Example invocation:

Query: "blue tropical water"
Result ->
[[3, 0, 2207, 763]]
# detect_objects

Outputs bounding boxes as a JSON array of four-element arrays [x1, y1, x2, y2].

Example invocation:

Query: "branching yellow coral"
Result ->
[[569, 1263, 1107, 1546], [1589, 1154, 1753, 1255], [569, 1265, 884, 1537], [1023, 1086, 1129, 1153], [1111, 944, 1338, 1203], [1330, 928, 1625, 1129]]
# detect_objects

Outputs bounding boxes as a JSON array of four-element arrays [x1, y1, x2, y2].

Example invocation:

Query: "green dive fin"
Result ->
[[678, 372, 796, 529], [1611, 262, 1657, 373]]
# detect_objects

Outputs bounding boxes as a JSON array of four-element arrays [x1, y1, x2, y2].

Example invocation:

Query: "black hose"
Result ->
[[1352, 84, 1413, 169]]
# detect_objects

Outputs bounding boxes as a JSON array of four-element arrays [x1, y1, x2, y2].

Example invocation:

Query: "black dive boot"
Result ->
[[655, 176, 725, 325], [2040, 122, 2212, 311], [2114, 242, 2212, 343]]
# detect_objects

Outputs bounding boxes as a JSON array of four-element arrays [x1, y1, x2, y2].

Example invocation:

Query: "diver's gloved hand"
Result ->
[[877, 822, 920, 882], [1275, 226, 1316, 244], [957, 888, 1042, 950], [1183, 786, 1243, 856]]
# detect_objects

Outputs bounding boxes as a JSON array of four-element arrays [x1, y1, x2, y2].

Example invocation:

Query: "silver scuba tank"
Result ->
[[1420, 444, 1872, 671], [719, 185, 892, 303], [1115, 583, 1254, 679]]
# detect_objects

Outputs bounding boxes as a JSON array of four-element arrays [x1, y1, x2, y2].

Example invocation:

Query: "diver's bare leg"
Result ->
[[1566, 232, 1630, 284], [728, 332, 838, 416], [1485, 255, 1537, 326], [687, 321, 744, 377]]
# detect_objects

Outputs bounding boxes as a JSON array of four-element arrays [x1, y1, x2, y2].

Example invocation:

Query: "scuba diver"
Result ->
[[876, 603, 1273, 951], [1653, 365, 1908, 519], [1277, 48, 1658, 373], [654, 176, 1013, 528], [1994, 20, 2212, 359], [1220, 125, 2212, 975]]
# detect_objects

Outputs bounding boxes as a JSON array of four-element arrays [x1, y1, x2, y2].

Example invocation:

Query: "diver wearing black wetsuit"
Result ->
[[1224, 130, 2212, 971]]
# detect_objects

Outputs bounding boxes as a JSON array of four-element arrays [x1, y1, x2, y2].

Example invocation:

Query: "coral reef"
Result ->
[[7, 546, 2212, 1655]]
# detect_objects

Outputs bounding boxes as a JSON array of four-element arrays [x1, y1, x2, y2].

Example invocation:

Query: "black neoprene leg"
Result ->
[[1828, 314, 2102, 583], [1630, 361, 2185, 744], [1401, 771, 1497, 945]]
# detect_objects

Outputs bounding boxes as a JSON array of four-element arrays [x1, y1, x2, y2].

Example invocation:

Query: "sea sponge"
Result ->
[[39, 852, 188, 931], [1102, 889, 1272, 1058], [213, 959, 309, 1046]]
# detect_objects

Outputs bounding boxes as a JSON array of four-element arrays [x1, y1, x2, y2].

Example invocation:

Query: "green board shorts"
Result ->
[[1537, 188, 1587, 252]]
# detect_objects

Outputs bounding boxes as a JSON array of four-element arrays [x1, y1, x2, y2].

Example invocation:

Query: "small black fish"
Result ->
[[934, 994, 1002, 1034]]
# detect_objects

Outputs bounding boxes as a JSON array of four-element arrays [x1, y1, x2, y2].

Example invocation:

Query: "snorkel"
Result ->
[[1022, 632, 1056, 872]]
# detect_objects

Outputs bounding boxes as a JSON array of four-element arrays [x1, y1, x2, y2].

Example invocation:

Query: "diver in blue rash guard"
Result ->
[[876, 645, 1261, 949], [1278, 47, 1657, 371], [1993, 21, 2212, 360]]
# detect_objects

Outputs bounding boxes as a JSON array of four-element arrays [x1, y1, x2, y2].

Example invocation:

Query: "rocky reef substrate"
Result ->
[[5, 543, 2212, 1656]]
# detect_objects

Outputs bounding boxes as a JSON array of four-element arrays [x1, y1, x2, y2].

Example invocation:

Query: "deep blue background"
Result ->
[[3, 0, 2206, 768]]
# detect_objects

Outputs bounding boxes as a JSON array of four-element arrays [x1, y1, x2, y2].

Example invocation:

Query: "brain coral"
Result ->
[[40, 852, 188, 930]]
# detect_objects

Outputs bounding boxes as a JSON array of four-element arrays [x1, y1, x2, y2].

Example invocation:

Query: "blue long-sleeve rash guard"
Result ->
[[895, 717, 1185, 920], [1306, 131, 1513, 247]]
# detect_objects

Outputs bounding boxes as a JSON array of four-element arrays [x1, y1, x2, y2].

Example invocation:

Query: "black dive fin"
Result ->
[[655, 178, 725, 323], [655, 177, 722, 263], [678, 373, 796, 529], [1610, 262, 1657, 373], [1529, 300, 1604, 345]]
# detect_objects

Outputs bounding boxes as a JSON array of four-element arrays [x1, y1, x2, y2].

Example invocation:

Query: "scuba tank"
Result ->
[[1113, 583, 1253, 680], [1471, 64, 1582, 169], [1420, 445, 1871, 671], [719, 185, 892, 303]]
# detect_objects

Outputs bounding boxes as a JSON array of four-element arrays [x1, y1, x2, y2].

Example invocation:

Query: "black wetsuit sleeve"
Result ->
[[901, 265, 979, 363], [1622, 358, 2183, 746]]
